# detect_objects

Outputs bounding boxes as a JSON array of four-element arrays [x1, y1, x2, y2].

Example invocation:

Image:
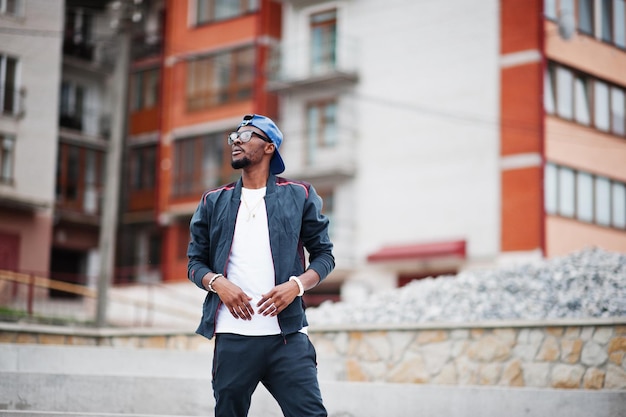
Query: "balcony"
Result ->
[[131, 34, 163, 61], [267, 36, 359, 92], [287, 124, 358, 188], [59, 108, 111, 140], [0, 84, 25, 118], [63, 39, 95, 62]]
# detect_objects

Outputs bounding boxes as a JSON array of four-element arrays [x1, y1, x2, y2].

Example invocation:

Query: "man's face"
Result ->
[[230, 126, 273, 170]]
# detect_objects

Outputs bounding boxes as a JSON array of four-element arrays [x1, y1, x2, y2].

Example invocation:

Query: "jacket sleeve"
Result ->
[[301, 184, 335, 282], [187, 194, 213, 290]]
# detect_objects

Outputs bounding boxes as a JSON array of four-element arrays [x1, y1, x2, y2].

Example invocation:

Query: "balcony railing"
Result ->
[[131, 34, 163, 61], [267, 36, 359, 91], [63, 39, 95, 61], [0, 84, 25, 118], [59, 108, 111, 139]]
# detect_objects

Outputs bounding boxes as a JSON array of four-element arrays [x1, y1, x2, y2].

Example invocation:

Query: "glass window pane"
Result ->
[[197, 0, 210, 23], [307, 105, 319, 164], [545, 163, 558, 214], [577, 171, 594, 222], [545, 0, 557, 19], [615, 0, 626, 48], [544, 66, 556, 114], [574, 76, 591, 125], [322, 102, 337, 146], [602, 0, 613, 42], [215, 0, 240, 20], [612, 182, 626, 228], [562, 0, 575, 14], [3, 56, 18, 113], [595, 176, 611, 226], [0, 135, 14, 182], [248, 0, 259, 11], [556, 67, 574, 120], [578, 0, 594, 34], [611, 87, 625, 135], [559, 167, 575, 217], [594, 81, 610, 131]]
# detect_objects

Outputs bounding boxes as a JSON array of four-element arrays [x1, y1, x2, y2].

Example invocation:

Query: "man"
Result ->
[[187, 114, 335, 417]]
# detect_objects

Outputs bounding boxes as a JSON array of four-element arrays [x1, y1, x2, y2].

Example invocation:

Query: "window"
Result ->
[[558, 167, 576, 217], [545, 163, 626, 229], [594, 80, 610, 131], [556, 66, 574, 120], [545, 163, 558, 214], [613, 183, 626, 228], [544, 66, 556, 114], [59, 81, 85, 131], [602, 0, 614, 42], [306, 100, 338, 163], [0, 0, 23, 16], [611, 87, 625, 135], [130, 145, 156, 190], [0, 54, 19, 116], [172, 131, 231, 197], [0, 133, 14, 184], [310, 10, 337, 74], [615, 0, 626, 48], [574, 75, 591, 125], [545, 0, 558, 19], [596, 176, 612, 226], [130, 68, 160, 111], [195, 0, 259, 25], [186, 47, 254, 111], [576, 171, 594, 222], [56, 143, 104, 213], [546, 61, 626, 137], [63, 9, 94, 60], [578, 0, 595, 34]]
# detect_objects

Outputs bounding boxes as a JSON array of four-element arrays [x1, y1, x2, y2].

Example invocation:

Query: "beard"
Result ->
[[231, 157, 251, 170]]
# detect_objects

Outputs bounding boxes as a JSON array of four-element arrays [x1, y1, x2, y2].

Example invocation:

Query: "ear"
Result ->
[[265, 142, 275, 156]]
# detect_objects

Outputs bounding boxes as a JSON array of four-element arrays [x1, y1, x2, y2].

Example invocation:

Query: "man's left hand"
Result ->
[[257, 280, 300, 316]]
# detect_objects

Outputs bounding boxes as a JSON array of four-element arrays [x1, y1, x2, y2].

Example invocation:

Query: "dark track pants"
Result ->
[[212, 332, 327, 417]]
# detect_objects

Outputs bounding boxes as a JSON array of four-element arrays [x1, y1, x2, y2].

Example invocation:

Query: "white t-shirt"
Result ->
[[215, 187, 281, 336]]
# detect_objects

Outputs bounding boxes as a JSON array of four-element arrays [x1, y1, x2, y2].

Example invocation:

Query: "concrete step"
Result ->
[[0, 343, 212, 378], [2, 344, 625, 417], [0, 412, 196, 417]]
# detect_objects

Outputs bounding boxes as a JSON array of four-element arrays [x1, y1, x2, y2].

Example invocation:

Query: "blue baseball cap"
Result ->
[[238, 114, 285, 175]]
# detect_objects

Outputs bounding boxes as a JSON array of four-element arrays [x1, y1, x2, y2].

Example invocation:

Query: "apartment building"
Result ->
[[119, 0, 283, 286], [0, 0, 63, 281], [2, 0, 622, 315], [117, 0, 165, 284], [540, 0, 626, 256], [51, 0, 128, 293], [501, 0, 626, 259], [272, 0, 501, 301], [270, 0, 626, 302]]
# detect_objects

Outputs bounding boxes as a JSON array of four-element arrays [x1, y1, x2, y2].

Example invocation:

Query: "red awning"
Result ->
[[367, 239, 466, 263]]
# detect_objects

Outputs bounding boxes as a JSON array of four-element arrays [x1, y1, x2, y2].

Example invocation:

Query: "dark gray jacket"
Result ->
[[187, 174, 335, 339]]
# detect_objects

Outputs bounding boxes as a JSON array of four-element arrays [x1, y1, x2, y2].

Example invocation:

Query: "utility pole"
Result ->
[[96, 0, 142, 327]]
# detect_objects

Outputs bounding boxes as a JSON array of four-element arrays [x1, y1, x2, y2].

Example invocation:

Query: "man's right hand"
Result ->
[[210, 275, 254, 320]]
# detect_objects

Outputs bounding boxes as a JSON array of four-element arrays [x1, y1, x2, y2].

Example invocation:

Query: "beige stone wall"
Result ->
[[1, 319, 625, 390], [309, 320, 626, 390]]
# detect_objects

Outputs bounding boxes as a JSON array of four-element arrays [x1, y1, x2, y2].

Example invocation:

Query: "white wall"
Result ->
[[279, 0, 501, 281], [0, 0, 64, 206]]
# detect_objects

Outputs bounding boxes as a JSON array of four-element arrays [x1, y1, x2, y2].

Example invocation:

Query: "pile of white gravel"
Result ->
[[306, 247, 626, 325]]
